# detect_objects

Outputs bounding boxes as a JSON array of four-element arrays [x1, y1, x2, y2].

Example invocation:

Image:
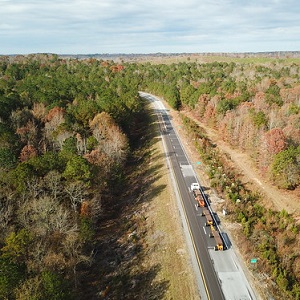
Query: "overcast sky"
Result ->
[[1, 0, 299, 54]]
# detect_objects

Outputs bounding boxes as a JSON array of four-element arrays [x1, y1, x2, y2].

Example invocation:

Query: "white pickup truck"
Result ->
[[190, 182, 200, 191]]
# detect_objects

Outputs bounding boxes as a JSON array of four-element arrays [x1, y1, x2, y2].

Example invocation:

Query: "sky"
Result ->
[[1, 0, 300, 55]]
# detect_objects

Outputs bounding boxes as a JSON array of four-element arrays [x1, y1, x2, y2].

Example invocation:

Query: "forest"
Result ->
[[141, 60, 300, 190], [0, 53, 299, 299], [0, 54, 146, 299]]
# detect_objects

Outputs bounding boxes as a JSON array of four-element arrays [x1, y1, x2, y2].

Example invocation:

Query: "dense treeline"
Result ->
[[140, 60, 300, 190], [0, 54, 145, 299]]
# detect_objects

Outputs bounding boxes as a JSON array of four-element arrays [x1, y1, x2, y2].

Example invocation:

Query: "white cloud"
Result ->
[[0, 0, 299, 54]]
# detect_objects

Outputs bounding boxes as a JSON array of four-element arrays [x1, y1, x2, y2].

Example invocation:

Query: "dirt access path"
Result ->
[[166, 105, 300, 216]]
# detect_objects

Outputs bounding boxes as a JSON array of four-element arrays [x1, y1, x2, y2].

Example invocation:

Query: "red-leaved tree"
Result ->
[[259, 128, 287, 172]]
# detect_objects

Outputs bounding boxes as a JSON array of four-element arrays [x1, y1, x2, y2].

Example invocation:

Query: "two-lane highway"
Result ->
[[140, 92, 257, 300], [142, 92, 225, 300]]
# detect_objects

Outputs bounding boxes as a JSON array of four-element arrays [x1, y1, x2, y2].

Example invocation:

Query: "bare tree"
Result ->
[[62, 231, 91, 288], [25, 177, 44, 199], [44, 171, 63, 201], [18, 195, 77, 236], [0, 195, 14, 238], [89, 112, 129, 164], [64, 181, 88, 214]]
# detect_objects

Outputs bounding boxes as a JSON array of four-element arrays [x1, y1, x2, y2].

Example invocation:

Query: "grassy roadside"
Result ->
[[140, 107, 200, 300]]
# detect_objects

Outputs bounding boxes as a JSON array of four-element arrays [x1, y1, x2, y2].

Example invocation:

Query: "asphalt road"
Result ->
[[140, 92, 258, 300]]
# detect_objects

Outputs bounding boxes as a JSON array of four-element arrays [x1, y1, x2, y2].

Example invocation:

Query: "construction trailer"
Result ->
[[202, 207, 214, 226], [209, 225, 224, 251], [193, 189, 206, 207]]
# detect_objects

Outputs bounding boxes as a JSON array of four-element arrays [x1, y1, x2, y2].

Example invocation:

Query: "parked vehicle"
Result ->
[[202, 207, 214, 226], [190, 182, 200, 191], [191, 183, 224, 250], [209, 225, 224, 251]]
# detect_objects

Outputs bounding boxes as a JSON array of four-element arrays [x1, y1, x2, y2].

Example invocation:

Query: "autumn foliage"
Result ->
[[264, 128, 287, 155], [19, 144, 37, 161], [0, 55, 139, 299], [0, 53, 300, 299], [143, 60, 300, 189]]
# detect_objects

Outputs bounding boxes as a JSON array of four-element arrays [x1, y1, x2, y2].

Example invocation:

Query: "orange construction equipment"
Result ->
[[193, 189, 206, 207]]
